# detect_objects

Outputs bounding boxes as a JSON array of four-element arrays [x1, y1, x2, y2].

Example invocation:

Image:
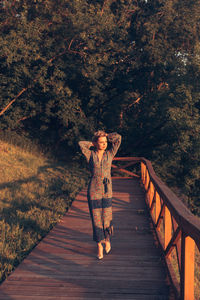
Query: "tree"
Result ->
[[0, 0, 200, 214], [0, 0, 91, 149], [123, 0, 200, 214]]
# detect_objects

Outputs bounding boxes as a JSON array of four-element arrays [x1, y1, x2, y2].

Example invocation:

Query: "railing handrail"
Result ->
[[142, 157, 200, 249], [113, 156, 200, 299], [113, 156, 200, 249]]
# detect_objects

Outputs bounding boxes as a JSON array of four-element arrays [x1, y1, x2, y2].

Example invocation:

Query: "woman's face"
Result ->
[[95, 136, 108, 151]]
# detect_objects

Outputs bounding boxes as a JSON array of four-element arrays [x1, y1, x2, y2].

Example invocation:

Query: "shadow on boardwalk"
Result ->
[[0, 179, 175, 300]]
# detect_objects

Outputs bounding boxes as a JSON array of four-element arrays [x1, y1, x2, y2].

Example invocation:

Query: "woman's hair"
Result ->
[[92, 130, 107, 143]]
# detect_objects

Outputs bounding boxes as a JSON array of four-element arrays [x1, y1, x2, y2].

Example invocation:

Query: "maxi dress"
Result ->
[[79, 133, 121, 243]]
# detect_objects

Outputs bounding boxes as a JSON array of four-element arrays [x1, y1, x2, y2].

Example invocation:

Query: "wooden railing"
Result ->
[[112, 157, 200, 300]]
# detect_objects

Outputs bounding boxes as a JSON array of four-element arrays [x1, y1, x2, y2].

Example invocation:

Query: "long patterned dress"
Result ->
[[79, 133, 121, 243]]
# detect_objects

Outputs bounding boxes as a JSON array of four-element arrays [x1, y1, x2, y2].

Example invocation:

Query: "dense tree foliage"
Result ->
[[127, 0, 200, 214], [0, 0, 199, 214]]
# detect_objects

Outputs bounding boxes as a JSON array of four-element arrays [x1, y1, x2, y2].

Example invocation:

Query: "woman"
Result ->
[[79, 131, 121, 259]]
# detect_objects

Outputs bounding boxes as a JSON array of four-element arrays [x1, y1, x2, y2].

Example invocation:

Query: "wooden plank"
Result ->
[[0, 179, 174, 300], [0, 294, 170, 300]]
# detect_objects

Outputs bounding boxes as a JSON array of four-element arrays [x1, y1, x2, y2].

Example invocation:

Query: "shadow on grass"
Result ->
[[0, 160, 88, 284]]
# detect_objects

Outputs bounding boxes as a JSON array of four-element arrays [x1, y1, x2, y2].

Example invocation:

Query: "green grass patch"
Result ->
[[0, 140, 88, 283]]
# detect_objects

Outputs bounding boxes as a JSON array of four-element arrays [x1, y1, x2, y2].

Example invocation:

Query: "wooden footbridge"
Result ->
[[0, 158, 199, 300]]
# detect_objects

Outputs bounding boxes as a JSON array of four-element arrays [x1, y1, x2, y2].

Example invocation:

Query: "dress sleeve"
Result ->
[[78, 141, 93, 162], [107, 132, 122, 158]]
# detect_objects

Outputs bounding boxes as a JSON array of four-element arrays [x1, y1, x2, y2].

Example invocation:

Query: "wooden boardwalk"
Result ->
[[0, 178, 174, 300]]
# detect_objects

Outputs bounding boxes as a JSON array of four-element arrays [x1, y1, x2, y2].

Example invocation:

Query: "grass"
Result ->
[[0, 140, 88, 283]]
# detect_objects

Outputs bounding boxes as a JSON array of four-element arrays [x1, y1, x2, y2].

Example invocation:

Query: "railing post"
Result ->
[[164, 205, 172, 250], [180, 233, 195, 300], [148, 182, 154, 208], [155, 191, 161, 226], [141, 162, 145, 184], [145, 169, 150, 190]]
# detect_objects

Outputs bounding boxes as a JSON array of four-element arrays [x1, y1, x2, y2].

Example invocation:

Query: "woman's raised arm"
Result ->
[[107, 133, 122, 158], [78, 141, 93, 162]]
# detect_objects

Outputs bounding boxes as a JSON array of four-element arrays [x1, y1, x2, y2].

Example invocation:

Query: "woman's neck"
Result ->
[[96, 149, 105, 154]]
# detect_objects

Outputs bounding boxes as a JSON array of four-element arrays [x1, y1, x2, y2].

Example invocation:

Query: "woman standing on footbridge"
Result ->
[[79, 131, 121, 260]]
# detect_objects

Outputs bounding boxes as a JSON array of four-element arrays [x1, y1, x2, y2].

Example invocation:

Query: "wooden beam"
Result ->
[[113, 157, 140, 161], [111, 164, 140, 178], [164, 227, 181, 259], [120, 161, 138, 169], [155, 203, 165, 230]]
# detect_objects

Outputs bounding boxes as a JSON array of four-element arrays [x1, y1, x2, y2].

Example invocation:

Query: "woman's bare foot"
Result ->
[[97, 242, 103, 260], [105, 240, 111, 254]]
